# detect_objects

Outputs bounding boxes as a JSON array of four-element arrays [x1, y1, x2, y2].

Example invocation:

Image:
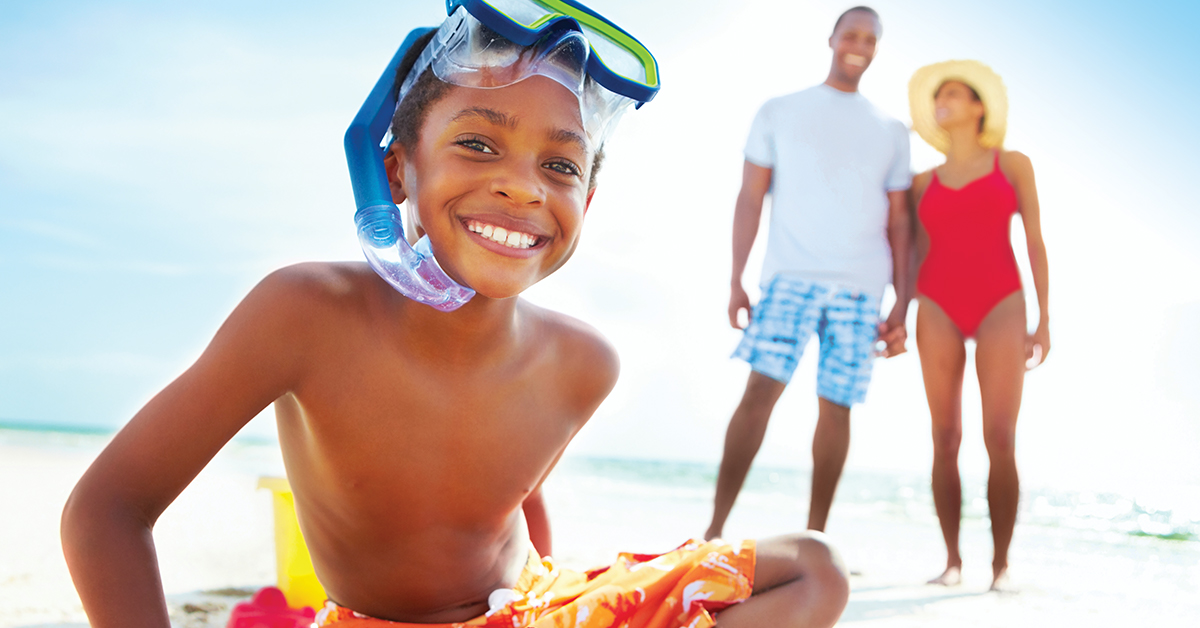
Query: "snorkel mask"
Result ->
[[345, 0, 660, 311]]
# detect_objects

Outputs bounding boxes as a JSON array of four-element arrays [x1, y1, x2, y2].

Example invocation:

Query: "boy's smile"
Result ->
[[466, 219, 545, 252], [390, 75, 595, 300]]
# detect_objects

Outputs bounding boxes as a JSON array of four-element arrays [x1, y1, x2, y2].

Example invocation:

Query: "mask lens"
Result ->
[[579, 23, 647, 84]]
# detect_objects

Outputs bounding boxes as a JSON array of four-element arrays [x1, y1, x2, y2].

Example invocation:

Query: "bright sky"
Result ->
[[2, 0, 1198, 505]]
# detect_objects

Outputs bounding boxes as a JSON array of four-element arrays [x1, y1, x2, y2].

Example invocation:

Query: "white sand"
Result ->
[[3, 430, 1197, 628]]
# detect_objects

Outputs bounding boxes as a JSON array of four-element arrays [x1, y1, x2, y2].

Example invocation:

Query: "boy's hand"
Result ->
[[729, 283, 752, 329], [876, 306, 907, 358], [1026, 324, 1050, 370]]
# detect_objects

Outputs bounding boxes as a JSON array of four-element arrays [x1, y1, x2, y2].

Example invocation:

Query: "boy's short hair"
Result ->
[[389, 29, 604, 190]]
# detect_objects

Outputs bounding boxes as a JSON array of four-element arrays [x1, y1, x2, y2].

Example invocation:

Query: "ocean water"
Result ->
[[5, 423, 1196, 546], [6, 424, 1198, 590], [545, 456, 1200, 545]]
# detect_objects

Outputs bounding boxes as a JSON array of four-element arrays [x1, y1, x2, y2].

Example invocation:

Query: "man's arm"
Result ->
[[878, 188, 911, 357], [61, 267, 316, 628], [729, 161, 773, 329]]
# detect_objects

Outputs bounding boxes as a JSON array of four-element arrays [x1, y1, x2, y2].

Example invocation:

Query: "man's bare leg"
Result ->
[[916, 297, 967, 585], [706, 372, 787, 540], [974, 294, 1025, 591], [716, 533, 849, 628], [806, 399, 850, 531]]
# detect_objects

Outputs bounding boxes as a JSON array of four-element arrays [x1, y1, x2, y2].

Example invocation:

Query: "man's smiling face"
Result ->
[[829, 10, 881, 83], [389, 75, 595, 300]]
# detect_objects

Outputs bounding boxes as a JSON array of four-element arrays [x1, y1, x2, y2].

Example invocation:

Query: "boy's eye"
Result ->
[[544, 159, 582, 178], [455, 137, 496, 154]]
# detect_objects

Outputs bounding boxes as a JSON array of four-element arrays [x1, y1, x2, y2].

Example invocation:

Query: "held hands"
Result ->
[[1026, 324, 1051, 370], [729, 283, 752, 329], [875, 304, 908, 358]]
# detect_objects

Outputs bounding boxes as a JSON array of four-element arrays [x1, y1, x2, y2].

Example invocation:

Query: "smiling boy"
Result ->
[[62, 3, 848, 627]]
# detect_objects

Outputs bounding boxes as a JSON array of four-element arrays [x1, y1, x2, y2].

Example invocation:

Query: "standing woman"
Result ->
[[907, 60, 1050, 591]]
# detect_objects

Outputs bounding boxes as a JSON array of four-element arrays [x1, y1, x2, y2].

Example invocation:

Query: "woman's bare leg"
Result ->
[[716, 533, 849, 628], [974, 292, 1026, 590], [916, 297, 967, 585]]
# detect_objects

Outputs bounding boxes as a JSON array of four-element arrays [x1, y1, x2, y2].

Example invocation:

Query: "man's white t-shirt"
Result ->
[[744, 83, 911, 300]]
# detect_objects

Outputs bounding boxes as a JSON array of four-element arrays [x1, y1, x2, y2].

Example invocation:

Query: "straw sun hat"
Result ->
[[908, 59, 1007, 154]]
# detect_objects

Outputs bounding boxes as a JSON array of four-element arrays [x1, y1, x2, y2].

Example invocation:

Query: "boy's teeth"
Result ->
[[467, 220, 538, 249]]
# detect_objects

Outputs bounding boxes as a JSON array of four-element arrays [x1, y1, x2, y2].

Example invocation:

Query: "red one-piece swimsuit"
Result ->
[[916, 151, 1022, 338]]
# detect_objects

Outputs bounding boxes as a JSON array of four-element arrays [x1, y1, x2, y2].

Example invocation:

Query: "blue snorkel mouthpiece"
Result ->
[[354, 205, 476, 311]]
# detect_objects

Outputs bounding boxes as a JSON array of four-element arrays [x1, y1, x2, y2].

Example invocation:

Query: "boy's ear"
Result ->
[[384, 145, 408, 205], [584, 186, 596, 215]]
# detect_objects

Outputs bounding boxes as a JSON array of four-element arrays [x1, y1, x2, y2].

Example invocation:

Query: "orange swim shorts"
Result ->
[[315, 538, 756, 628]]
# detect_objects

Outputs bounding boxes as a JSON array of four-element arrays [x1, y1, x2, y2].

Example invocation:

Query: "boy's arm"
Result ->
[[877, 188, 912, 358], [61, 267, 318, 628], [522, 487, 551, 558], [730, 161, 773, 329], [517, 314, 620, 560]]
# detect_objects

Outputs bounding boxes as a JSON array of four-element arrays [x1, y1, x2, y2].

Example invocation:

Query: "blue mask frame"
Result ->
[[344, 27, 477, 312]]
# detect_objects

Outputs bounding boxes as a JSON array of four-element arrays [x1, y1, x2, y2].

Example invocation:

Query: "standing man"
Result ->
[[705, 6, 911, 540]]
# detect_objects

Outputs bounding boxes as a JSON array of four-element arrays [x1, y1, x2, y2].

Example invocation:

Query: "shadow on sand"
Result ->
[[840, 585, 989, 622]]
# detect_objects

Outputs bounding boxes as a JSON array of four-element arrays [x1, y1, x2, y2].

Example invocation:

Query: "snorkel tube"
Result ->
[[345, 27, 477, 312]]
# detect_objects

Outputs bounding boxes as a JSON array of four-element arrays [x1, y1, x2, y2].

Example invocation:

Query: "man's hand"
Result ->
[[729, 283, 752, 329], [876, 304, 907, 358]]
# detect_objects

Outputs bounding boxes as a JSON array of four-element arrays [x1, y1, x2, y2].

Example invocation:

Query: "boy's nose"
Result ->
[[490, 161, 546, 207]]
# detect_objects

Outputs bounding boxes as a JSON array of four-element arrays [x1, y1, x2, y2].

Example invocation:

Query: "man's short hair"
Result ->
[[832, 6, 880, 35]]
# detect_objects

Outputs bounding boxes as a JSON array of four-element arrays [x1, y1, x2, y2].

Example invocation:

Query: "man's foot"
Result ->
[[990, 567, 1016, 593], [926, 565, 962, 586], [703, 525, 721, 542]]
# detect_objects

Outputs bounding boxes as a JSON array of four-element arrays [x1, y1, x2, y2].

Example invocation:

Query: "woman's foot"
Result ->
[[927, 564, 962, 586]]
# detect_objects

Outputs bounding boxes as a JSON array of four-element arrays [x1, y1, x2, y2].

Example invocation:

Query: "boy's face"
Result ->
[[389, 76, 596, 300]]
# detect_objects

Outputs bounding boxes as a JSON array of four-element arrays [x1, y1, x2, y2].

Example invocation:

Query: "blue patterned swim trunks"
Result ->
[[733, 275, 881, 407]]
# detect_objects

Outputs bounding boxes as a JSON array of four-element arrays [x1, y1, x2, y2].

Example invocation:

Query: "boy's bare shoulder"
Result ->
[[258, 261, 380, 301], [230, 262, 390, 349], [520, 301, 620, 407]]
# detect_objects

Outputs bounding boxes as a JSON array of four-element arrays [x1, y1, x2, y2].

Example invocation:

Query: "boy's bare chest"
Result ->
[[280, 339, 579, 509]]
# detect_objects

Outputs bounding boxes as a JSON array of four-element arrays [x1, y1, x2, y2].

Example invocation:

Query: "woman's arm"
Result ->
[[1002, 151, 1051, 364], [908, 171, 933, 303]]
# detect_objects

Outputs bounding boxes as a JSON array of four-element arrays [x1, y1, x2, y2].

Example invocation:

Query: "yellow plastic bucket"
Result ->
[[257, 476, 327, 610]]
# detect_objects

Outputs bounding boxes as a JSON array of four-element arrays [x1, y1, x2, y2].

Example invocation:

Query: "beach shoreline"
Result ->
[[3, 427, 1197, 628]]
